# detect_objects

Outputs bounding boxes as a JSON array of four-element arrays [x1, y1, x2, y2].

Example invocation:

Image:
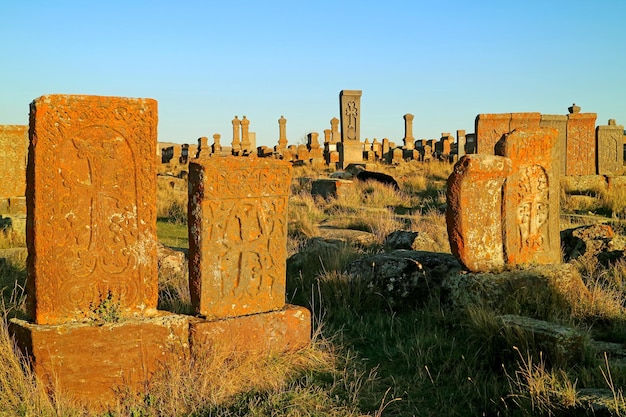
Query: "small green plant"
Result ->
[[89, 290, 121, 323]]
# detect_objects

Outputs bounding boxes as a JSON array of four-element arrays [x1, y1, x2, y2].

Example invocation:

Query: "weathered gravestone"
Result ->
[[446, 154, 512, 272], [475, 113, 511, 154], [447, 127, 560, 272], [338, 90, 364, 168], [0, 125, 28, 214], [597, 119, 624, 176], [496, 128, 560, 265], [566, 104, 597, 176], [187, 156, 311, 353], [9, 94, 189, 409]]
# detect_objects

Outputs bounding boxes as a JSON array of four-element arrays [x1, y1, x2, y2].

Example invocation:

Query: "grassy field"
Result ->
[[2, 160, 626, 415]]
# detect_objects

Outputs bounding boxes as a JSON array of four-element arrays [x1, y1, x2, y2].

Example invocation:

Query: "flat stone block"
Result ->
[[311, 179, 354, 199], [9, 312, 190, 410], [28, 94, 159, 325], [190, 305, 311, 356], [561, 175, 607, 194], [188, 157, 292, 319]]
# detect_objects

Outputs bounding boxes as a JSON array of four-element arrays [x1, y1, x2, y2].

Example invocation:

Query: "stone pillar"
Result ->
[[240, 115, 251, 154], [456, 129, 466, 159], [403, 113, 415, 150], [196, 136, 208, 158], [277, 115, 288, 152], [496, 127, 560, 265], [308, 132, 323, 161], [446, 154, 512, 272], [338, 90, 363, 168], [212, 133, 222, 155], [597, 119, 624, 176], [232, 115, 241, 155], [475, 113, 511, 155], [566, 104, 597, 176], [540, 115, 567, 176], [382, 138, 390, 162], [330, 117, 340, 143]]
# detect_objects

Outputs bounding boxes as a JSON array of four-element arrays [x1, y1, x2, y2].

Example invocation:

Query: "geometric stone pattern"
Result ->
[[0, 125, 28, 202], [446, 154, 512, 272], [496, 127, 560, 265], [566, 112, 597, 176], [26, 95, 159, 325], [188, 156, 292, 319], [597, 121, 624, 176]]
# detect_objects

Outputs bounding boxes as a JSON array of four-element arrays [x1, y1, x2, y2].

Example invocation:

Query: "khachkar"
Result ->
[[188, 156, 311, 354], [566, 104, 597, 176], [596, 119, 624, 176], [474, 113, 541, 154], [10, 95, 190, 410], [0, 125, 28, 215], [338, 90, 364, 168], [447, 127, 560, 272]]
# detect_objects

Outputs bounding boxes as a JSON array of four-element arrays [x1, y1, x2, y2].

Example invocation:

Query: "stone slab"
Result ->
[[509, 112, 541, 131], [540, 114, 567, 176], [446, 154, 512, 272], [188, 157, 291, 319], [496, 128, 561, 265], [27, 95, 159, 325], [0, 125, 28, 201], [566, 113, 597, 176], [339, 90, 362, 142], [475, 113, 511, 154], [189, 305, 311, 356], [311, 179, 354, 199], [597, 123, 624, 176], [9, 313, 190, 410]]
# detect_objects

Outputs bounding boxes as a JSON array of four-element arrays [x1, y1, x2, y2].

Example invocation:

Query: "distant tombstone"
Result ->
[[308, 132, 323, 160], [382, 138, 390, 161], [188, 157, 292, 318], [231, 116, 241, 155], [392, 147, 404, 164], [323, 129, 331, 144], [240, 116, 252, 154], [372, 138, 382, 158], [330, 117, 340, 143], [566, 105, 597, 176], [0, 125, 28, 214], [539, 114, 567, 176], [212, 133, 222, 154], [338, 90, 363, 168], [495, 127, 560, 265], [297, 144, 310, 162], [196, 136, 209, 158], [475, 113, 511, 154], [403, 113, 415, 150], [597, 119, 624, 176], [456, 129, 466, 159], [277, 115, 288, 150]]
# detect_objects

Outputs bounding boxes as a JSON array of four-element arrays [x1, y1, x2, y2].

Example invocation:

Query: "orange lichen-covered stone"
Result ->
[[446, 154, 512, 272], [496, 128, 560, 265], [27, 95, 159, 325], [9, 313, 190, 410], [566, 112, 597, 176], [189, 305, 311, 356], [510, 112, 541, 131], [188, 156, 292, 319], [0, 125, 28, 202], [475, 113, 511, 154]]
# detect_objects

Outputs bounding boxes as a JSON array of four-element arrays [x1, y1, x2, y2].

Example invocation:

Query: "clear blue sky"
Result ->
[[1, 0, 624, 148]]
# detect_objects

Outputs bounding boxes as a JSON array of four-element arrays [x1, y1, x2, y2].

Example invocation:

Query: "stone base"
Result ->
[[338, 142, 364, 170], [311, 179, 354, 199], [9, 312, 191, 410], [190, 305, 311, 356]]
